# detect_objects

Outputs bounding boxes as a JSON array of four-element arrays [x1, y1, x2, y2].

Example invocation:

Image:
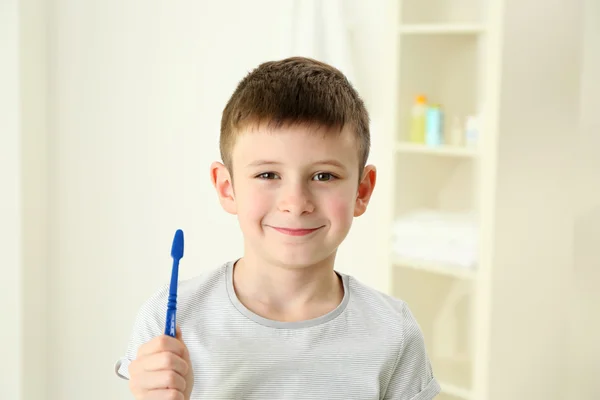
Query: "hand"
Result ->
[[128, 326, 194, 400]]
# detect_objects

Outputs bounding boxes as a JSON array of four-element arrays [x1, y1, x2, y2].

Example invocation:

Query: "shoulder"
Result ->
[[346, 274, 414, 323], [177, 261, 229, 299], [136, 261, 230, 322], [344, 274, 424, 345], [344, 276, 439, 399]]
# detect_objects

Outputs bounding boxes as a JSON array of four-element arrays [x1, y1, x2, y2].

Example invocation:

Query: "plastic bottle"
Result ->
[[426, 104, 443, 147], [465, 116, 479, 147], [409, 95, 427, 143]]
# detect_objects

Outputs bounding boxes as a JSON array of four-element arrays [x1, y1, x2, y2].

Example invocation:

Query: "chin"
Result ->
[[268, 248, 336, 269]]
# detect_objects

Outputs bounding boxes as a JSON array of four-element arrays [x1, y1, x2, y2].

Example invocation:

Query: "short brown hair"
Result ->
[[220, 56, 370, 173]]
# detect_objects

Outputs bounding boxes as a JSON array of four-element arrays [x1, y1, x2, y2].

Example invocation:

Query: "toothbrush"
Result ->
[[165, 229, 184, 337]]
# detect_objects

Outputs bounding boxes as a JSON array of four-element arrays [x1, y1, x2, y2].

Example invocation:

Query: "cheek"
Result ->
[[236, 184, 273, 222], [321, 189, 355, 223]]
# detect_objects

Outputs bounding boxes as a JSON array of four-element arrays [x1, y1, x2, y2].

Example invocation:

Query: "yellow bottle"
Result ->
[[409, 95, 427, 143]]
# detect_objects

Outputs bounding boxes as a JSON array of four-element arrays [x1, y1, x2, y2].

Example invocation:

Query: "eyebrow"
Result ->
[[246, 159, 347, 169], [246, 160, 281, 168]]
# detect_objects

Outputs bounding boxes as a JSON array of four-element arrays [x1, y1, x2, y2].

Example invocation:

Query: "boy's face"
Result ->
[[211, 124, 376, 268]]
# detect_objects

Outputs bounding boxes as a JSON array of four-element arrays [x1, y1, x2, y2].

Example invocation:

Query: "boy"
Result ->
[[115, 56, 440, 400]]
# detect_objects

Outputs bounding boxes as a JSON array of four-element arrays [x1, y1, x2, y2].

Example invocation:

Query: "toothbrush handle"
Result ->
[[165, 307, 176, 337], [164, 259, 179, 337]]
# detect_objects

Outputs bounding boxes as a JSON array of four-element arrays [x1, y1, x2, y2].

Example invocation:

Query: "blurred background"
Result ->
[[1, 0, 598, 399]]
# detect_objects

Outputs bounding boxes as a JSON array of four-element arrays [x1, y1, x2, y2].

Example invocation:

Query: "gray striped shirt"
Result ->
[[115, 261, 440, 399]]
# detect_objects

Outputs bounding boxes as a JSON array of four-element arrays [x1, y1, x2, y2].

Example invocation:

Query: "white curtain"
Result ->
[[287, 0, 358, 85]]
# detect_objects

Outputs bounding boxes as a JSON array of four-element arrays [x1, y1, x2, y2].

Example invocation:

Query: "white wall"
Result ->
[[0, 1, 23, 398], [486, 0, 583, 398], [20, 1, 49, 399], [1, 1, 49, 399], [47, 1, 386, 399], [570, 0, 600, 397]]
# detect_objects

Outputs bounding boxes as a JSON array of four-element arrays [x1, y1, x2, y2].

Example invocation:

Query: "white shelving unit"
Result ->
[[392, 255, 477, 281], [376, 1, 583, 398], [399, 25, 485, 35], [395, 142, 479, 158], [381, 0, 499, 399]]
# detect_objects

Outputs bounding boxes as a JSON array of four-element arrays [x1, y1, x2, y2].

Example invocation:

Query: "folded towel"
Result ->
[[392, 209, 478, 268]]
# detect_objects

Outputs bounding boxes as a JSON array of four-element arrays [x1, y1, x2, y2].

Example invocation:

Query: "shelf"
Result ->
[[399, 24, 485, 35], [393, 155, 477, 213], [395, 34, 480, 144], [400, 0, 482, 26], [392, 0, 489, 395], [392, 255, 477, 280], [391, 267, 474, 390], [395, 142, 478, 158], [439, 382, 473, 399]]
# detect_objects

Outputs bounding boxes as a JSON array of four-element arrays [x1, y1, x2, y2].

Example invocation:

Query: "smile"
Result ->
[[268, 226, 322, 236]]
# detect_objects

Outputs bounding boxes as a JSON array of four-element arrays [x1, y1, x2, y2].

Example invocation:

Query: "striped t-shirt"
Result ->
[[115, 261, 441, 399]]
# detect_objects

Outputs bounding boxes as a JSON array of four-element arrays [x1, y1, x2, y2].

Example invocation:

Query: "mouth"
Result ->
[[268, 226, 323, 236]]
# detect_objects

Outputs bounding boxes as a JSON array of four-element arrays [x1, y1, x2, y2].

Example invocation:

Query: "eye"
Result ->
[[256, 172, 279, 180], [313, 172, 336, 182]]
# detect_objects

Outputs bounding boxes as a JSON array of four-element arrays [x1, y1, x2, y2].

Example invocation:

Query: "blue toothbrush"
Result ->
[[165, 229, 184, 337]]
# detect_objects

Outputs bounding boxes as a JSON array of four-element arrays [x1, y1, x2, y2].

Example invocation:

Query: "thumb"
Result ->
[[175, 325, 191, 360]]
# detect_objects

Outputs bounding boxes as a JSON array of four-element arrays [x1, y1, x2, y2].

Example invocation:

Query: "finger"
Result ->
[[137, 370, 186, 392], [175, 326, 192, 363], [137, 335, 186, 358], [145, 389, 184, 400], [141, 351, 189, 377]]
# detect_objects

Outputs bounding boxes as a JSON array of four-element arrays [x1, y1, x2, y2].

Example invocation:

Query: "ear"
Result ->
[[210, 161, 237, 215], [354, 165, 377, 217]]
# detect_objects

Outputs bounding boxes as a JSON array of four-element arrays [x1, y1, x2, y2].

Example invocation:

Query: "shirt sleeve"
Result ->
[[114, 285, 169, 380], [384, 303, 441, 400]]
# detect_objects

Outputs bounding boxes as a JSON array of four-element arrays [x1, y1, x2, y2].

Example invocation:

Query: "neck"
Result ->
[[232, 252, 343, 322]]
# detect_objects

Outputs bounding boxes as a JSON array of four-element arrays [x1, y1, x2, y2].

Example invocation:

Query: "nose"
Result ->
[[277, 181, 315, 215]]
